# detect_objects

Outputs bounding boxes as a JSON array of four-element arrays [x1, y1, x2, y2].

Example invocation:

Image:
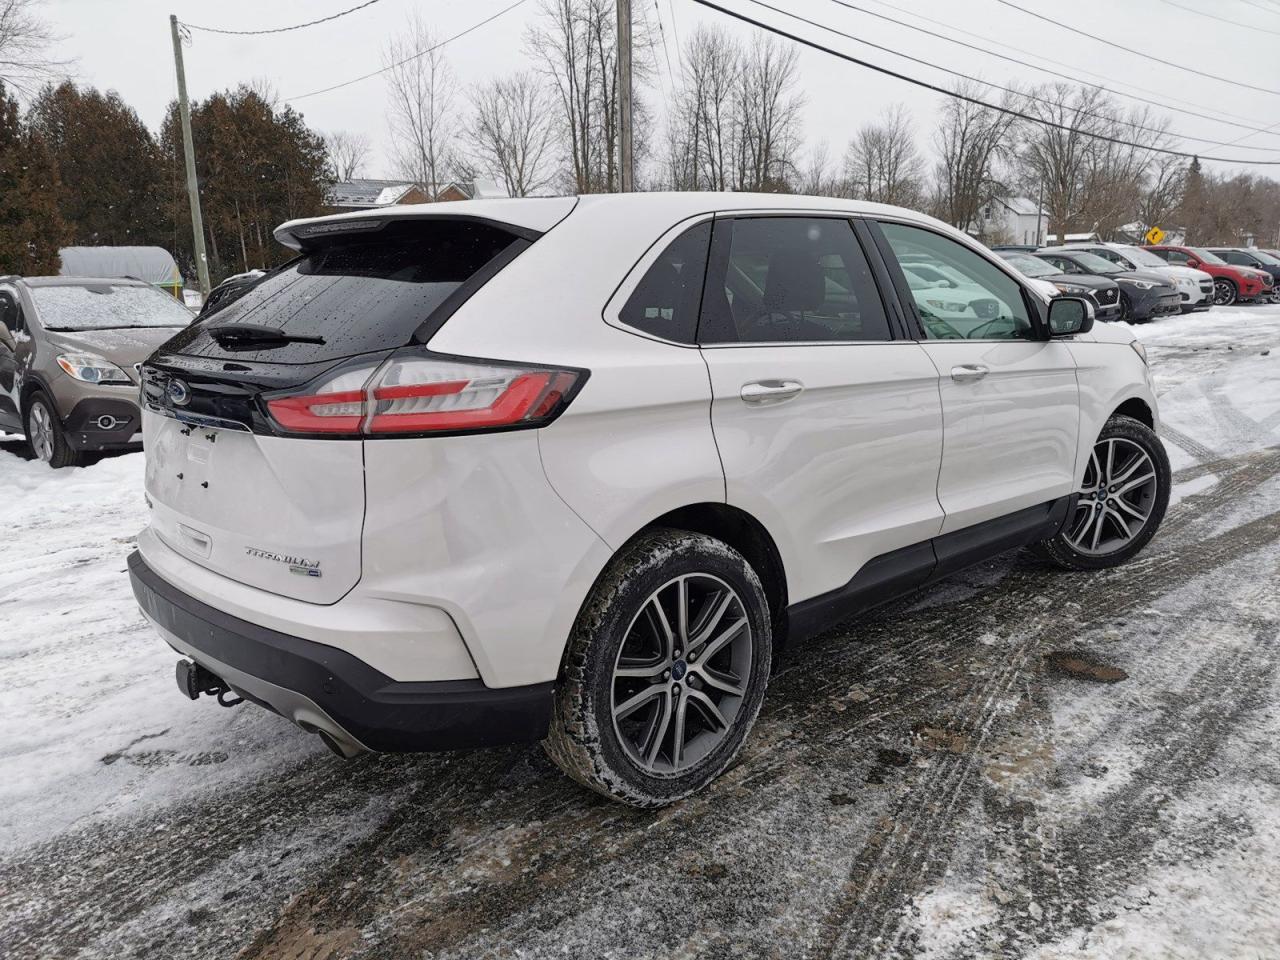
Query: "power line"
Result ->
[[993, 0, 1280, 97], [1157, 0, 1280, 37], [748, 0, 1280, 156], [831, 0, 1280, 143], [181, 0, 383, 36], [687, 0, 1280, 165], [652, 0, 678, 89], [285, 0, 531, 102]]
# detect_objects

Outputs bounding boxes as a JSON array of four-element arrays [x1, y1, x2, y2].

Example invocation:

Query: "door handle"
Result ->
[[740, 379, 804, 405], [950, 364, 989, 383]]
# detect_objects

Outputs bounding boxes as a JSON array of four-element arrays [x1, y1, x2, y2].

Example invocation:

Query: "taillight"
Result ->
[[265, 351, 585, 438]]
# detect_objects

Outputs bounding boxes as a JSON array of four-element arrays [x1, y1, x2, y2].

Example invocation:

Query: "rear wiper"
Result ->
[[209, 322, 325, 345]]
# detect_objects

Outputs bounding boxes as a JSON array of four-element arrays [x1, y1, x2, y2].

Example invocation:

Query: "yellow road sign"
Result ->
[[1145, 226, 1165, 245]]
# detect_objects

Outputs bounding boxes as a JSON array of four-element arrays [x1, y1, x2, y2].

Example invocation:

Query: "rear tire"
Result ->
[[1033, 415, 1170, 571], [544, 529, 772, 807], [25, 393, 81, 469]]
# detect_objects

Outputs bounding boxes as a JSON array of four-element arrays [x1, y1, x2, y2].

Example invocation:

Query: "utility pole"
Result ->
[[1035, 179, 1045, 247], [170, 14, 211, 299], [617, 0, 633, 192]]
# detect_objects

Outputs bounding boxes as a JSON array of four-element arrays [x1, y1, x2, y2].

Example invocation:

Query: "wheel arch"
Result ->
[[1111, 396, 1154, 429], [633, 502, 791, 646]]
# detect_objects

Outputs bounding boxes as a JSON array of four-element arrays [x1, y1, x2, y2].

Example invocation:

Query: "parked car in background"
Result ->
[[1055, 242, 1213, 313], [1143, 245, 1273, 306], [0, 276, 194, 467], [128, 194, 1168, 807], [995, 250, 1123, 321], [1034, 248, 1181, 322], [1206, 248, 1280, 298], [196, 269, 266, 321]]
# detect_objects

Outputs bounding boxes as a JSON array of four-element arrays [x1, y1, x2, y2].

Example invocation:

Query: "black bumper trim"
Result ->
[[127, 551, 554, 752]]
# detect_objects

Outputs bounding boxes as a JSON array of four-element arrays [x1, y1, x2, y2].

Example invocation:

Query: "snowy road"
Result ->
[[3, 306, 1279, 959]]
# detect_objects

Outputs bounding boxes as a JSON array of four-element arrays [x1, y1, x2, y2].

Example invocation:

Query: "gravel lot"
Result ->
[[3, 306, 1279, 960]]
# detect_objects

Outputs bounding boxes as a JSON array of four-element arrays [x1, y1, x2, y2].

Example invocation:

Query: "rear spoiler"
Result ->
[[274, 197, 578, 252]]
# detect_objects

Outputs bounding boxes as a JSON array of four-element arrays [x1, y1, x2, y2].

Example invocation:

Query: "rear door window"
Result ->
[[699, 217, 891, 344], [166, 219, 523, 364], [618, 221, 710, 344]]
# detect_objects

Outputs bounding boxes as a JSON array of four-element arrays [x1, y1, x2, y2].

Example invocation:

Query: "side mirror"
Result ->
[[1185, 259, 1200, 268], [0, 322, 14, 352], [1048, 296, 1095, 337]]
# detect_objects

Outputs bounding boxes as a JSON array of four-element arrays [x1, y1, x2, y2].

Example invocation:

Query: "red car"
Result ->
[[1143, 245, 1273, 306]]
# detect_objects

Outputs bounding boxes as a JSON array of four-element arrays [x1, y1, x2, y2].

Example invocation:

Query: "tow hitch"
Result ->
[[175, 659, 245, 707]]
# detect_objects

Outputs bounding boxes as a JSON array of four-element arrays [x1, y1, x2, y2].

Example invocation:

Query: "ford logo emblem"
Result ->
[[167, 379, 191, 407]]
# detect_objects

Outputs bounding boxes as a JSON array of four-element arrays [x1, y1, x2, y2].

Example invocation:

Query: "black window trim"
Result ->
[[866, 216, 1051, 343], [694, 211, 904, 349]]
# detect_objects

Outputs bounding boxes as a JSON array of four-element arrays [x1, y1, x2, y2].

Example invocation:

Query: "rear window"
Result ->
[[167, 219, 522, 363]]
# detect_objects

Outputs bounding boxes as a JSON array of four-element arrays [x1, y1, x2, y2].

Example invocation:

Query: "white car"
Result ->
[[128, 194, 1169, 806], [1058, 242, 1214, 313]]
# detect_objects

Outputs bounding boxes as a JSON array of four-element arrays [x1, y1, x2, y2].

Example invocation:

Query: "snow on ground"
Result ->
[[1, 304, 1279, 959]]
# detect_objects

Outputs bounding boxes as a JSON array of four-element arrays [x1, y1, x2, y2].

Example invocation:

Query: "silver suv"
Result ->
[[0, 276, 193, 467]]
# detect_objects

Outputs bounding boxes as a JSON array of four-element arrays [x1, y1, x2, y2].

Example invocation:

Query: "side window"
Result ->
[[0, 289, 23, 334], [1163, 249, 1190, 265], [1227, 251, 1250, 266], [880, 222, 1036, 341], [618, 221, 711, 344], [699, 217, 891, 344]]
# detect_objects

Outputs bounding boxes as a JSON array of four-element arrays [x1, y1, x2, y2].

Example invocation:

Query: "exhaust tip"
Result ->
[[315, 729, 362, 760]]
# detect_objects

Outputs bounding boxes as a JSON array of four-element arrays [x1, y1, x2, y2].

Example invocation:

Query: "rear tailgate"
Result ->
[[140, 357, 373, 604], [141, 210, 569, 604]]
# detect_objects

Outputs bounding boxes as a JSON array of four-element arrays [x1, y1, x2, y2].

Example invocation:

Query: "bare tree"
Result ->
[[323, 130, 371, 182], [678, 24, 740, 191], [1080, 106, 1172, 239], [526, 0, 653, 193], [932, 80, 1016, 232], [1136, 153, 1186, 235], [844, 103, 924, 207], [384, 12, 457, 197], [0, 0, 69, 97], [734, 34, 803, 192], [466, 72, 556, 197]]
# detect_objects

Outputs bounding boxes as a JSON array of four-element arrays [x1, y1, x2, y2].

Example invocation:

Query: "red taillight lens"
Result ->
[[265, 353, 584, 438]]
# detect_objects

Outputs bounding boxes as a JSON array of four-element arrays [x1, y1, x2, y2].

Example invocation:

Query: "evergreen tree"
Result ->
[[160, 86, 328, 283], [0, 80, 68, 274], [27, 81, 167, 246]]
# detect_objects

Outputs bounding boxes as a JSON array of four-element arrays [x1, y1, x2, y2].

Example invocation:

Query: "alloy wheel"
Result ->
[[1066, 437, 1158, 556], [1213, 279, 1236, 306], [610, 573, 753, 776], [28, 402, 54, 462]]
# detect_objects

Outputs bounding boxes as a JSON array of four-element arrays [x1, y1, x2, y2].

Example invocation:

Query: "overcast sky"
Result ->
[[38, 0, 1280, 187]]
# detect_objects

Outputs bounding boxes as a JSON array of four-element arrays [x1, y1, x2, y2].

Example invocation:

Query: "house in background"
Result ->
[[973, 197, 1050, 246], [324, 178, 432, 211], [435, 179, 512, 202]]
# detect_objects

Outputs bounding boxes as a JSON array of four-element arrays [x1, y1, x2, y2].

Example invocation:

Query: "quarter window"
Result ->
[[881, 222, 1036, 341], [618, 221, 711, 344], [698, 217, 891, 344]]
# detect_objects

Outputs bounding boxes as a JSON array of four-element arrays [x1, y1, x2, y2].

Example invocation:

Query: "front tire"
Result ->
[[1212, 278, 1237, 306], [1034, 415, 1170, 571], [544, 529, 772, 807], [25, 393, 81, 468]]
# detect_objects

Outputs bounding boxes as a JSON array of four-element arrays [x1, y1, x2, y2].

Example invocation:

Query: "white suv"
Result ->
[[128, 195, 1169, 806]]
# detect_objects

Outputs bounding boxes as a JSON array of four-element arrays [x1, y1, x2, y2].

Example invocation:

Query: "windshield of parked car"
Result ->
[[1000, 253, 1058, 278], [1191, 248, 1226, 265], [1066, 252, 1123, 275], [1115, 246, 1168, 269], [30, 283, 193, 331]]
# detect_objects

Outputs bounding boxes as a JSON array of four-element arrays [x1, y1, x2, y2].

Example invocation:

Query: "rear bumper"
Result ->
[[128, 550, 555, 753]]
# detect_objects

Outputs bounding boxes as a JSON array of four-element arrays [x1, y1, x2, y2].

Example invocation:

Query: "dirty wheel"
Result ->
[[1033, 415, 1170, 570], [544, 529, 772, 807], [25, 393, 81, 469]]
